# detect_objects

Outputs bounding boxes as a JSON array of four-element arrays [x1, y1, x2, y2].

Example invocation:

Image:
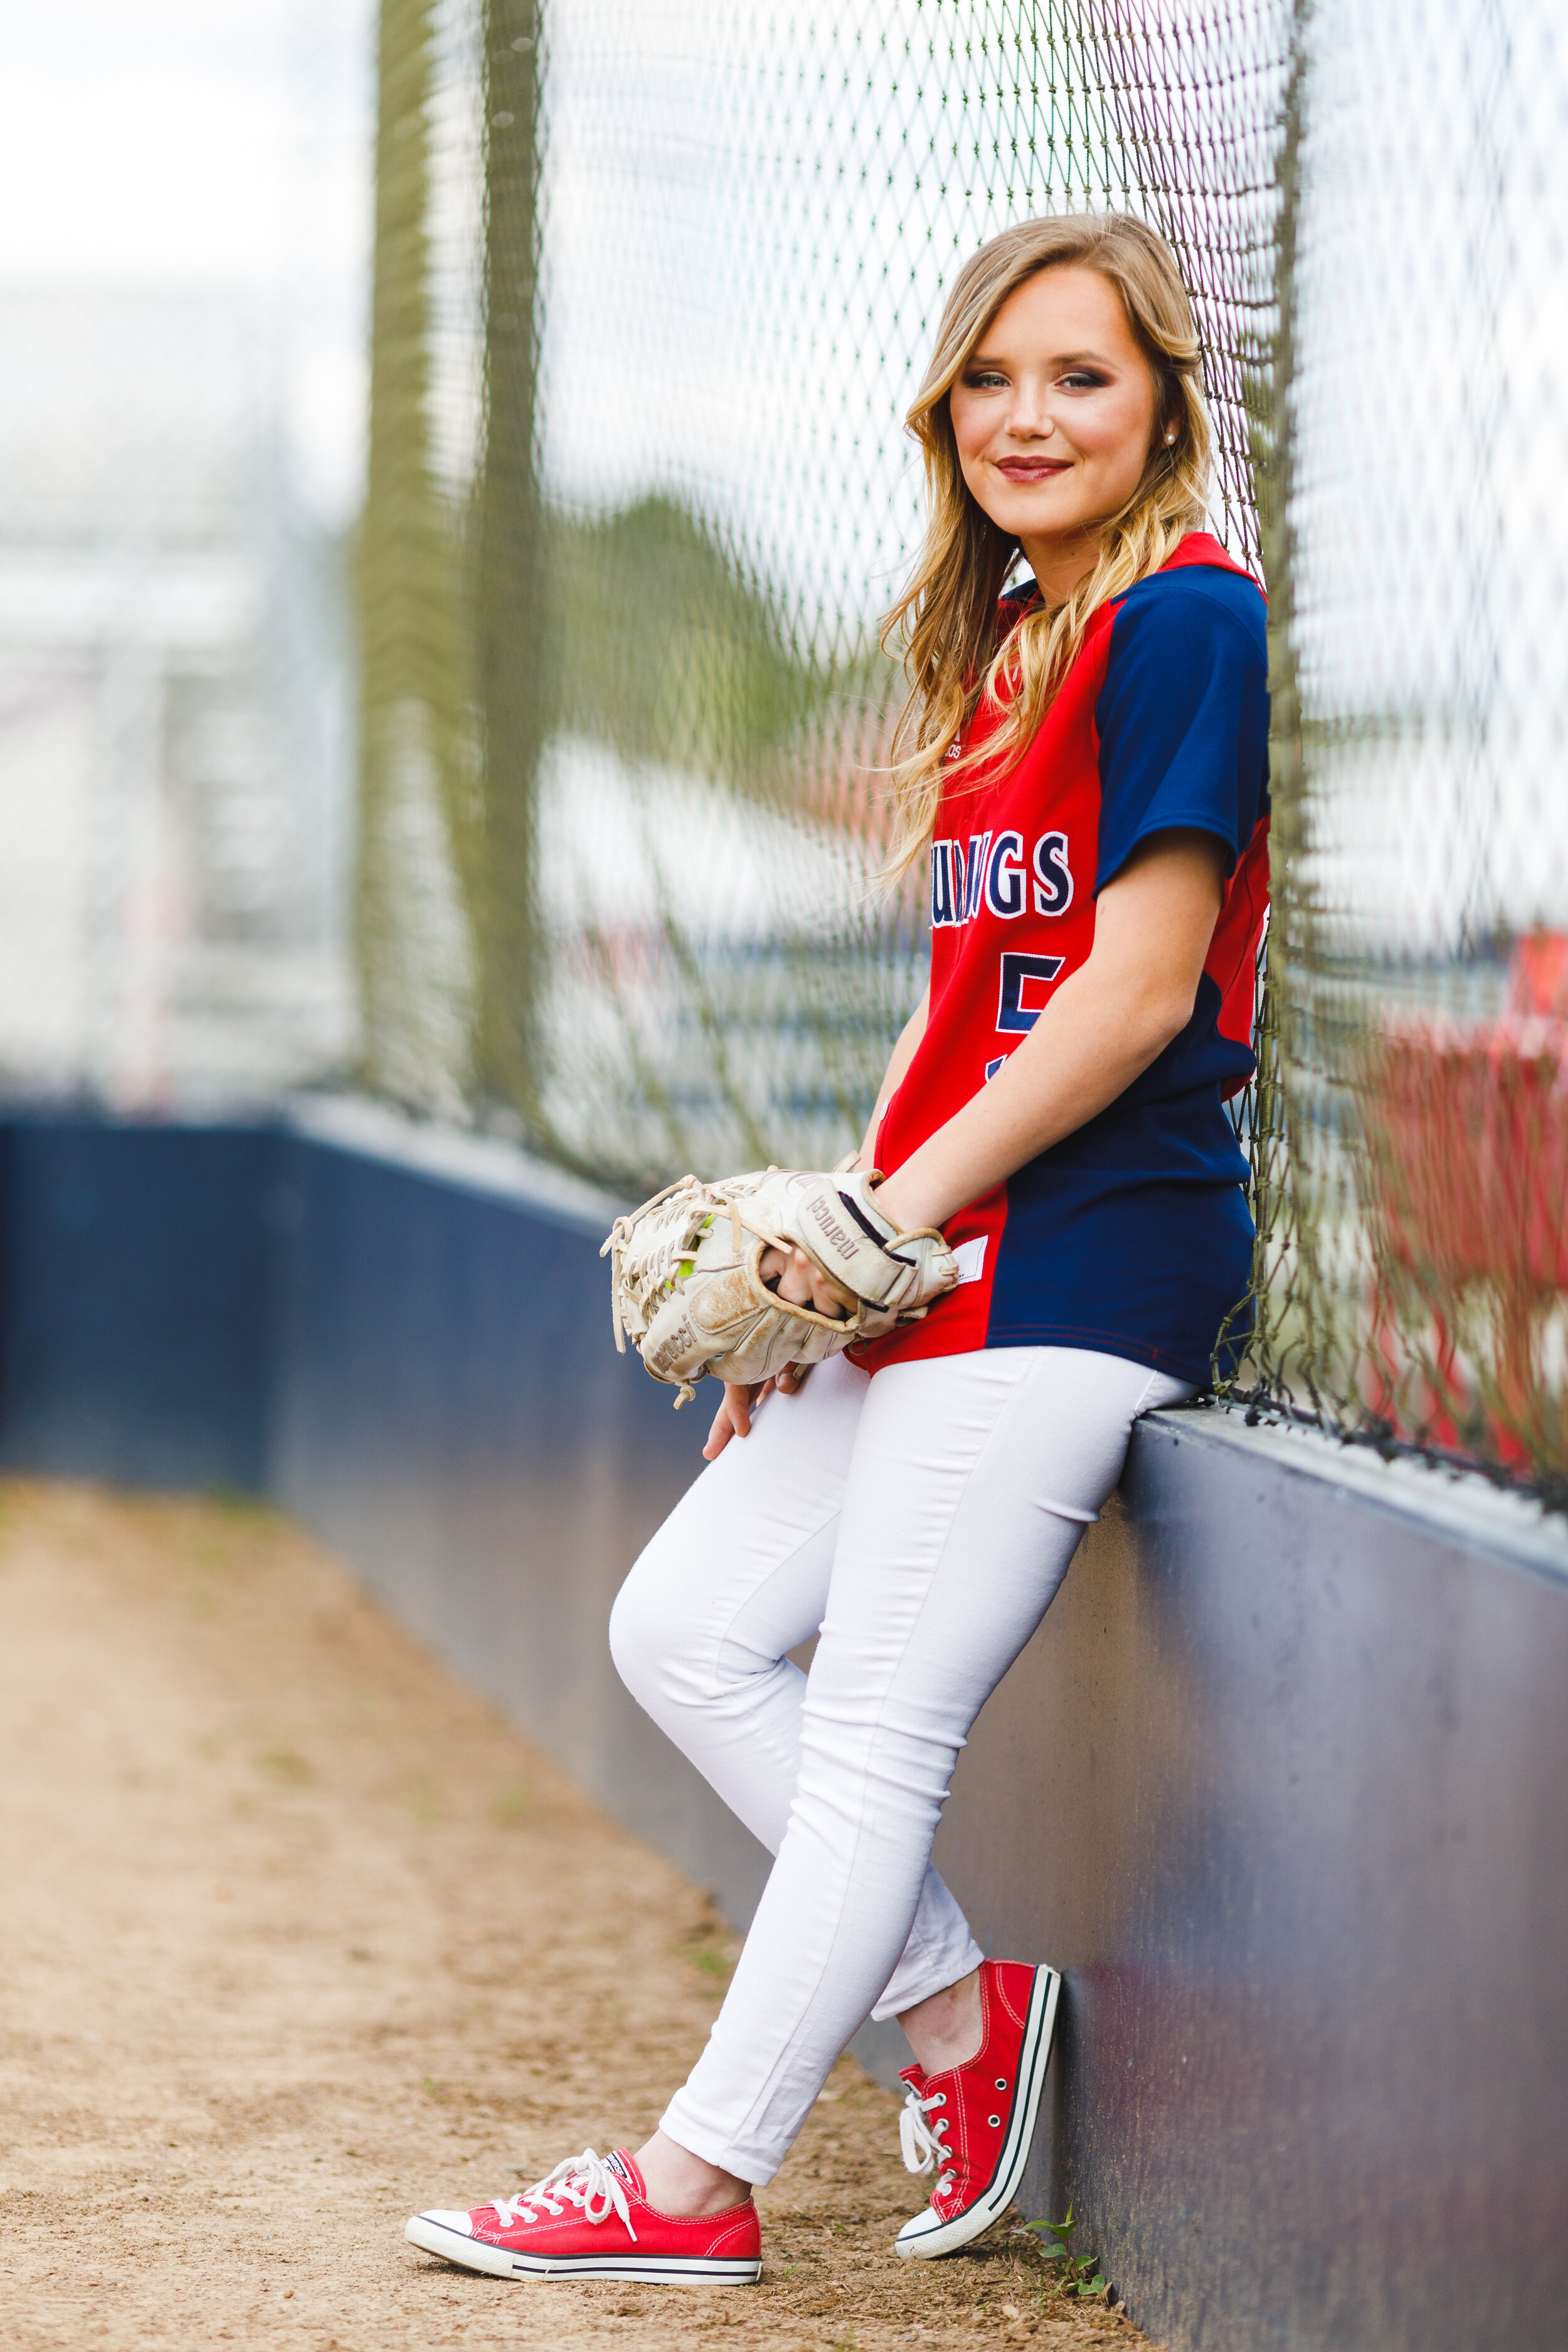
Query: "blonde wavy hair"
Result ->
[[882, 213, 1213, 876]]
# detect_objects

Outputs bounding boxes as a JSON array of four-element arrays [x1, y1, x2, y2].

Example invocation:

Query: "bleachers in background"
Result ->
[[1, 1101, 1564, 2352]]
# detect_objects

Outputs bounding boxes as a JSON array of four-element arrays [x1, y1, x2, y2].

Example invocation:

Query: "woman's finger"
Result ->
[[763, 1243, 856, 1319], [759, 1242, 813, 1309], [761, 1244, 814, 1308], [702, 1399, 734, 1459], [795, 1247, 856, 1318], [703, 1375, 780, 1461]]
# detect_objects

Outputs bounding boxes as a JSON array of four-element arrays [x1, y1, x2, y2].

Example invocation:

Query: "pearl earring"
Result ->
[[1165, 430, 1177, 444]]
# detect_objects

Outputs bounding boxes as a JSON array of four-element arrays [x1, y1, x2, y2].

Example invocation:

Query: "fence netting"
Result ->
[[356, 0, 1568, 1495]]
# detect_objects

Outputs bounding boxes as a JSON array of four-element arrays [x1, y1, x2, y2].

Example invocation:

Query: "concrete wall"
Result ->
[[1, 1101, 1564, 2352]]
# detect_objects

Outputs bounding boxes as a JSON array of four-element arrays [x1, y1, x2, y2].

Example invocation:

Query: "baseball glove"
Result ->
[[601, 1165, 960, 1406]]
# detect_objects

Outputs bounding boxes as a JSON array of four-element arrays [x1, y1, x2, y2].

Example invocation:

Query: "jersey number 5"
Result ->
[[996, 950, 1065, 1034]]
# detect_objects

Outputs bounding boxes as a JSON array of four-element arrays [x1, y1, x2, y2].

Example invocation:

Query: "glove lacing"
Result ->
[[899, 2085, 954, 2193], [487, 2149, 637, 2241], [601, 1176, 738, 1353]]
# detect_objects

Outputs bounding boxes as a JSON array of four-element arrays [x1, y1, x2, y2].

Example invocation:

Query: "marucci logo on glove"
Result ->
[[803, 1195, 864, 1268], [601, 1168, 960, 1407], [645, 1315, 699, 1380]]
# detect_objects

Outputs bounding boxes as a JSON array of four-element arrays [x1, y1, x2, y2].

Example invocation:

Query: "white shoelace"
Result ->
[[899, 2085, 954, 2190], [487, 2149, 637, 2241]]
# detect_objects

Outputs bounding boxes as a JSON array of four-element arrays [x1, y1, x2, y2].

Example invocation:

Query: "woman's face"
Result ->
[[947, 264, 1164, 591]]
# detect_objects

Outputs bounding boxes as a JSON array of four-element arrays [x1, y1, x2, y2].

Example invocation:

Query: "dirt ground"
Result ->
[[0, 1481, 1154, 2352]]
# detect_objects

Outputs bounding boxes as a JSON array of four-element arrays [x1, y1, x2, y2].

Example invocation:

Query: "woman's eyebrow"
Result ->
[[964, 346, 1118, 371]]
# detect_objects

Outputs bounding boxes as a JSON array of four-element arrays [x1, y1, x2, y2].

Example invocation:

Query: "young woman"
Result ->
[[408, 211, 1270, 2286]]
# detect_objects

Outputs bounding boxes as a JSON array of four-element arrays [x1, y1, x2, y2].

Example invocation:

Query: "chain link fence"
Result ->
[[356, 0, 1568, 1494], [1251, 0, 1568, 1492]]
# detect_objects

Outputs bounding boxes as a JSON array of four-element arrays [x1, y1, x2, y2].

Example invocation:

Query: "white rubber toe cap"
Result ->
[[411, 2208, 476, 2237], [406, 2211, 518, 2278], [894, 2206, 946, 2257]]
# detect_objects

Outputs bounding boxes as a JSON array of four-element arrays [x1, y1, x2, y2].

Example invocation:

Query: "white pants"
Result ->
[[608, 1345, 1192, 2185]]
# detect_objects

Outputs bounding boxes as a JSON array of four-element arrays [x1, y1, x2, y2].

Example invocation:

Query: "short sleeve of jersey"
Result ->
[[1093, 565, 1269, 893]]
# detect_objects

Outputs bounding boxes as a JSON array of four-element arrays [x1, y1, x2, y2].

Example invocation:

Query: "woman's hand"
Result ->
[[701, 1242, 856, 1459], [704, 1379, 768, 1459], [702, 1363, 815, 1459], [760, 1240, 856, 1320]]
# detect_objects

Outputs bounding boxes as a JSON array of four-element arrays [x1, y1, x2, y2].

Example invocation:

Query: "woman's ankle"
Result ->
[[898, 1964, 984, 2075], [634, 2127, 753, 2217]]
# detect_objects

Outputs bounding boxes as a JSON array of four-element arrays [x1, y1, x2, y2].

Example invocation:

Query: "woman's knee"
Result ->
[[607, 1531, 720, 1716], [608, 1551, 669, 1703]]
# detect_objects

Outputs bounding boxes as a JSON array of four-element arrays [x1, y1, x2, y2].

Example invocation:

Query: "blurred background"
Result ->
[[3, 0, 1565, 1484], [0, 0, 368, 1108]]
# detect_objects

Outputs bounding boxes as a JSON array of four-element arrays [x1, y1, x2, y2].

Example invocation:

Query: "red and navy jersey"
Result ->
[[854, 531, 1270, 1386]]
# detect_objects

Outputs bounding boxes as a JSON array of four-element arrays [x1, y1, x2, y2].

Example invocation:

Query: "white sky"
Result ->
[[0, 0, 374, 523]]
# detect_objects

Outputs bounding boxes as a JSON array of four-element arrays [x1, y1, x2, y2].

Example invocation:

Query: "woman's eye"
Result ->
[[1060, 371, 1108, 391], [963, 369, 1009, 390]]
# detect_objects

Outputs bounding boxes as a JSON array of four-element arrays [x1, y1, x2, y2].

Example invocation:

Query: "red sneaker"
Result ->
[[893, 1957, 1061, 2259], [405, 2146, 761, 2284]]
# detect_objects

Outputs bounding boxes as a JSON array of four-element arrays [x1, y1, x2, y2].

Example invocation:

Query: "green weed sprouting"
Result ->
[[1025, 2204, 1108, 2299]]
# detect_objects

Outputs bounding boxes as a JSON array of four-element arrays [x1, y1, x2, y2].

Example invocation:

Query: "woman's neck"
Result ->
[[1018, 527, 1106, 607]]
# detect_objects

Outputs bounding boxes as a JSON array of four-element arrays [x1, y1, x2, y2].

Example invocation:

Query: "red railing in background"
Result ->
[[1362, 931, 1568, 1470]]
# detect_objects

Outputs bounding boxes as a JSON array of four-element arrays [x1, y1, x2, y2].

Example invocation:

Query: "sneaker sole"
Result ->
[[405, 2214, 761, 2284], [893, 1962, 1061, 2260]]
